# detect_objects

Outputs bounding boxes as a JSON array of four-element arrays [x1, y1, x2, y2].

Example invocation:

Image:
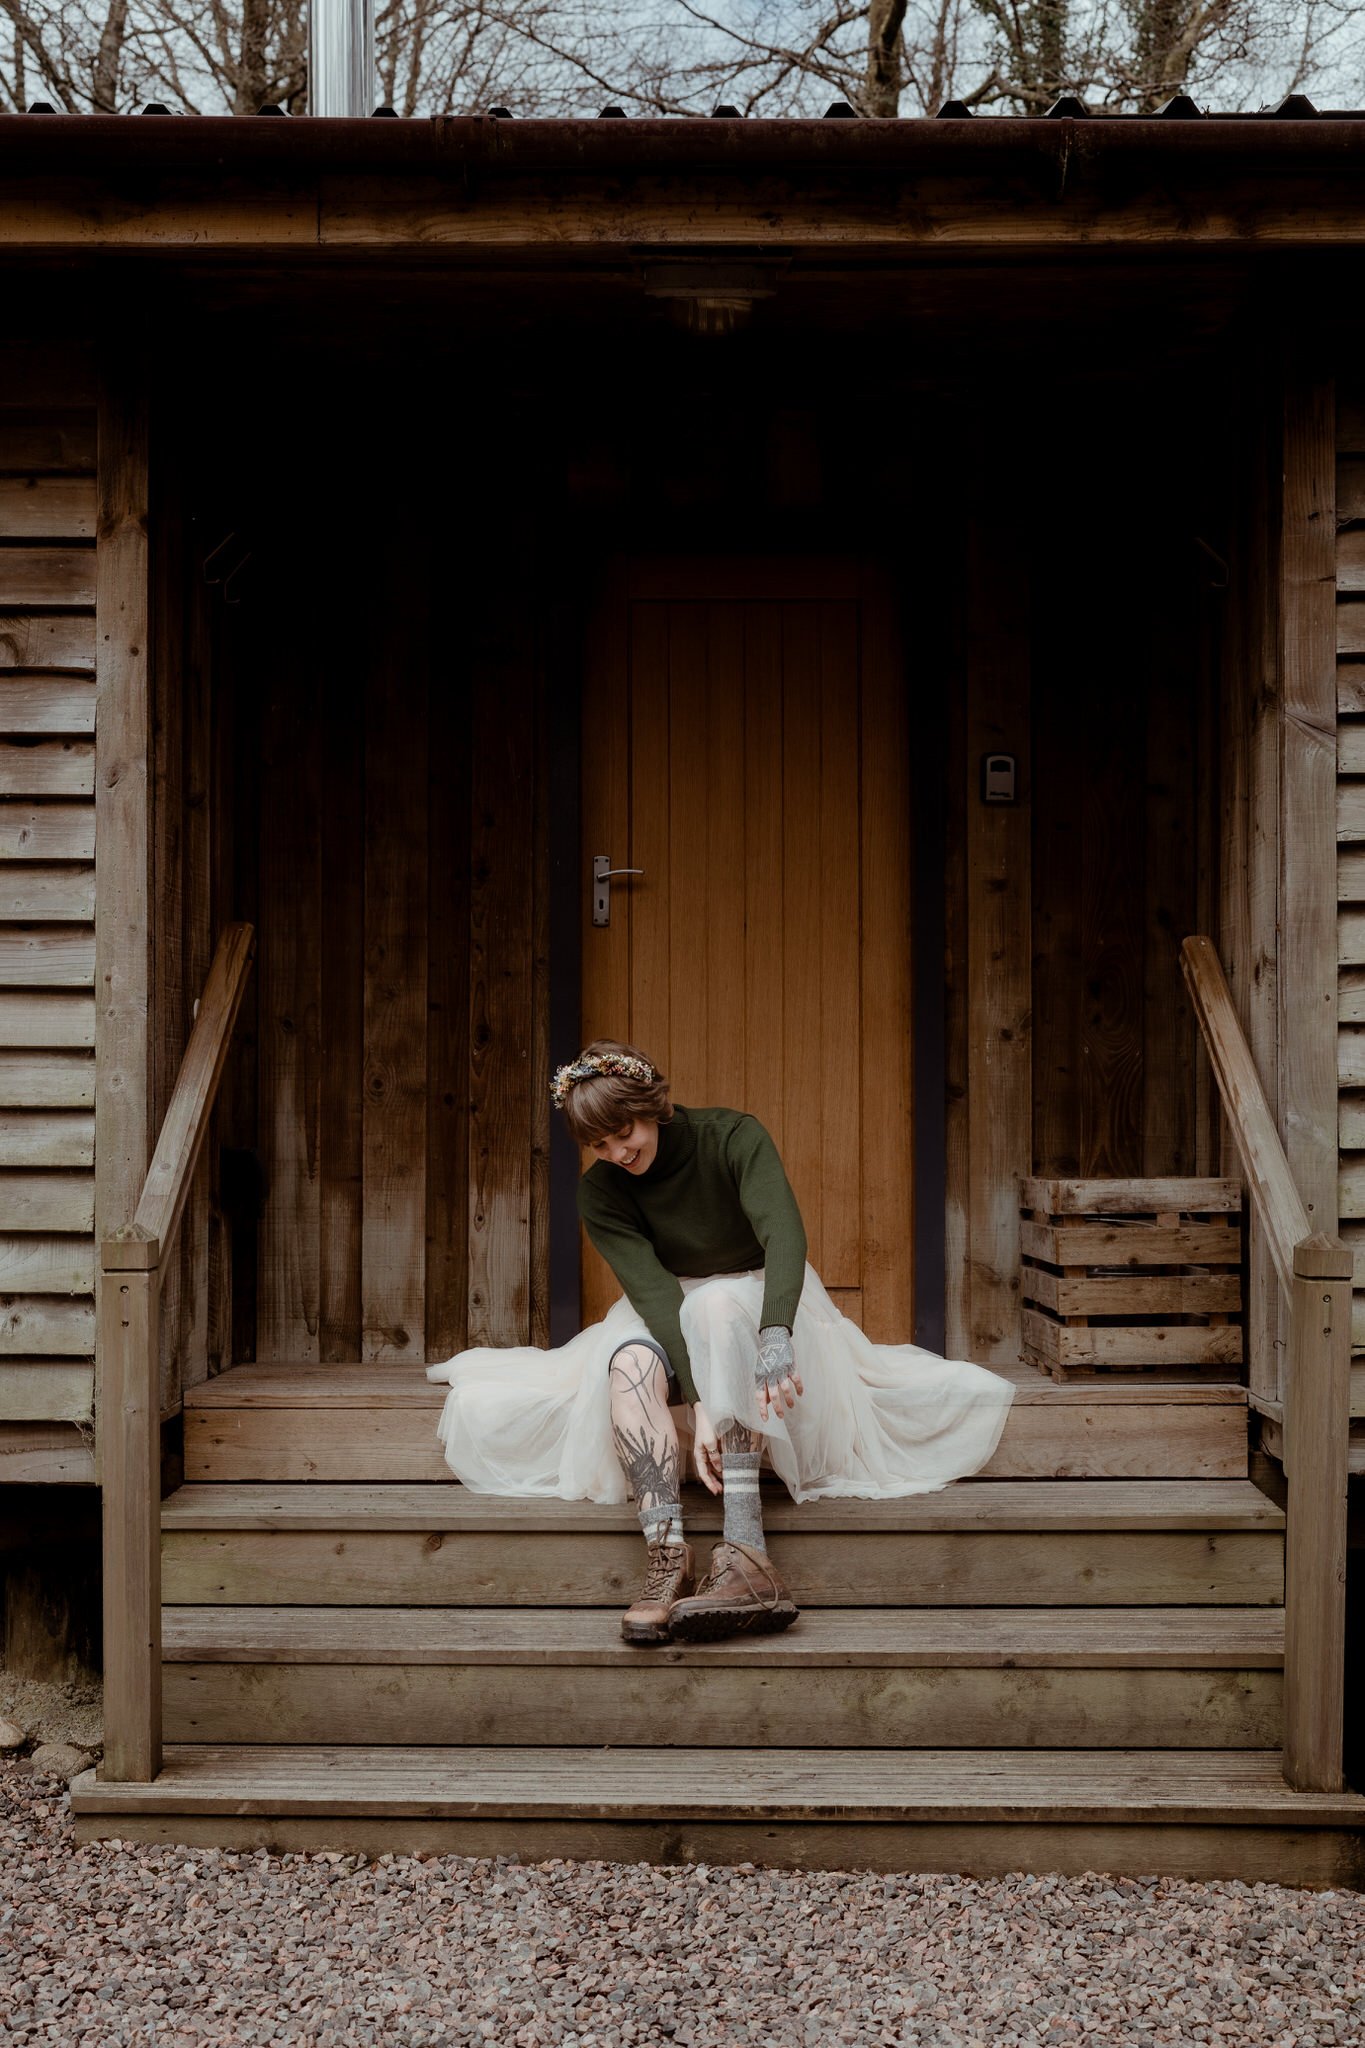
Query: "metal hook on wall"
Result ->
[[1193, 535, 1229, 590], [202, 531, 240, 584], [221, 551, 254, 607]]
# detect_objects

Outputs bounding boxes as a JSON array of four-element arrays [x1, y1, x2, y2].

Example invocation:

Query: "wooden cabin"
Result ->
[[1, 107, 1364, 1880]]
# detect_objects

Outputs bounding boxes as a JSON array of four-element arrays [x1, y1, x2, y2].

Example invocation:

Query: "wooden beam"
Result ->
[[97, 1256, 161, 1780], [94, 352, 152, 1445], [1180, 938, 1308, 1300], [132, 924, 256, 1258], [1283, 1236, 1351, 1792], [963, 521, 1030, 1362], [1279, 364, 1339, 1244]]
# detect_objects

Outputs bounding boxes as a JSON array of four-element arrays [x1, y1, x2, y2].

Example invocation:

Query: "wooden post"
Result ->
[[962, 519, 1031, 1362], [97, 1228, 161, 1783], [1278, 365, 1338, 1247], [95, 352, 152, 1459], [1283, 1233, 1352, 1793]]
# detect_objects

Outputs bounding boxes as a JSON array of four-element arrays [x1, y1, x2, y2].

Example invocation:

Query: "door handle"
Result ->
[[592, 854, 643, 928]]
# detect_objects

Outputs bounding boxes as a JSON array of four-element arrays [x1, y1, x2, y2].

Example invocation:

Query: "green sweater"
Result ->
[[577, 1105, 808, 1404]]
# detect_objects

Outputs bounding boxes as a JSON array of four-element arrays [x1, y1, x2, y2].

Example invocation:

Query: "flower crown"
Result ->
[[550, 1050, 658, 1110]]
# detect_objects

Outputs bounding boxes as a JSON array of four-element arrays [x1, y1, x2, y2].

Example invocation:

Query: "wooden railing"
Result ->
[[98, 922, 256, 1783], [1180, 934, 1350, 1793]]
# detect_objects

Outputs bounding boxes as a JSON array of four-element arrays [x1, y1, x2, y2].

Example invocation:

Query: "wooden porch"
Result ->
[[1, 116, 1363, 1876]]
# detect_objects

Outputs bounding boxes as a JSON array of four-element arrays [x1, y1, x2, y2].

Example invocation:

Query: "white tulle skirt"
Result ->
[[425, 1263, 1016, 1506]]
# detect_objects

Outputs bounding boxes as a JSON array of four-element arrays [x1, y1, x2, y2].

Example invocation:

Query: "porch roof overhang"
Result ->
[[2, 113, 1365, 256]]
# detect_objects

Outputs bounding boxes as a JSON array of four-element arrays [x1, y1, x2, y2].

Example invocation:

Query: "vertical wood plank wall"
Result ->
[[1334, 382, 1365, 1369], [950, 485, 1218, 1362], [208, 517, 553, 1370], [0, 347, 99, 1482]]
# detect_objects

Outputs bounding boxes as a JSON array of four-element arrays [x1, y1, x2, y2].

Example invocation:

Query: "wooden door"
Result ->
[[581, 558, 913, 1339]]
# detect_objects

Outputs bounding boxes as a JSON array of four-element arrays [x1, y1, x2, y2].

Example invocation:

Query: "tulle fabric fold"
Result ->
[[425, 1263, 1015, 1505]]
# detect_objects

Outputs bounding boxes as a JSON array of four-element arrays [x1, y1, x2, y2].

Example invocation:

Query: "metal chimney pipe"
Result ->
[[309, 0, 375, 115]]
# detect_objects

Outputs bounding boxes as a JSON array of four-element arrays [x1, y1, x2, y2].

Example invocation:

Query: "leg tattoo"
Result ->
[[609, 1344, 683, 1547], [721, 1422, 766, 1553]]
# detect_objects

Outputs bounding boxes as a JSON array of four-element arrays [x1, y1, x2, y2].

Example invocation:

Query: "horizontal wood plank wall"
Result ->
[[234, 534, 549, 1369], [1335, 381, 1365, 1353], [0, 346, 98, 1479]]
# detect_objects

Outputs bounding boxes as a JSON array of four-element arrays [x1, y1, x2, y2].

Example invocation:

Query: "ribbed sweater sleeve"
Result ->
[[725, 1114, 808, 1333], [575, 1175, 696, 1403]]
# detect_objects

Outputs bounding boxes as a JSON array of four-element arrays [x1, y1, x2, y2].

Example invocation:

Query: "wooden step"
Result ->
[[182, 1360, 1249, 1482], [161, 1481, 1284, 1608], [70, 1746, 1365, 1886], [161, 1606, 1285, 1750]]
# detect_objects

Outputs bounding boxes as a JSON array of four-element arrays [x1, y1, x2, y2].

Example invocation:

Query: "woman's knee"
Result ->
[[680, 1279, 752, 1342], [608, 1342, 668, 1395]]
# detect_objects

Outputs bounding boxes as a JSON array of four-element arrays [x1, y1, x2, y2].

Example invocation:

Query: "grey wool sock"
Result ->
[[721, 1452, 765, 1552], [639, 1502, 684, 1548]]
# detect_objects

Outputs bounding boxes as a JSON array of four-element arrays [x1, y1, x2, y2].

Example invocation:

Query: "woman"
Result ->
[[427, 1040, 1015, 1646]]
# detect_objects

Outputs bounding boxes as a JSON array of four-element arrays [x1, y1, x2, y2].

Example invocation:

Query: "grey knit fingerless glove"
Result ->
[[756, 1324, 795, 1389]]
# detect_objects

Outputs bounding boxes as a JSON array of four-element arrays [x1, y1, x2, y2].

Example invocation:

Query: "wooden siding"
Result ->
[[0, 345, 98, 1478], [951, 468, 1218, 1362], [198, 483, 552, 1368], [1336, 382, 1365, 1359]]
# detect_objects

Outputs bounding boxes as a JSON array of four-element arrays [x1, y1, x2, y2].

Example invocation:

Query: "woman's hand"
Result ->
[[756, 1325, 803, 1420], [691, 1401, 724, 1494]]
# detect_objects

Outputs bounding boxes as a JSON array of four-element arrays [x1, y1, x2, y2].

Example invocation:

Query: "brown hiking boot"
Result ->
[[621, 1540, 695, 1646], [666, 1540, 799, 1643]]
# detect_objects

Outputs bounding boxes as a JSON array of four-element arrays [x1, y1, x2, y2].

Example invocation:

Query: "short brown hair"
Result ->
[[557, 1038, 672, 1145]]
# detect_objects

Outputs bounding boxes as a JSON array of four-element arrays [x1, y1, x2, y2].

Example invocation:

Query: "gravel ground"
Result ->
[[2, 1762, 1363, 2048]]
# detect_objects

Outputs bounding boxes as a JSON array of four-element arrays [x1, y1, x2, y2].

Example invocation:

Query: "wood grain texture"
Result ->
[[66, 1808, 1365, 1887], [361, 533, 428, 1363], [859, 570, 913, 1337], [0, 548, 95, 607], [315, 592, 366, 1363], [0, 802, 95, 860], [0, 1110, 95, 1167], [0, 863, 96, 921], [159, 1477, 1283, 1533], [0, 476, 95, 539], [162, 1526, 1282, 1609], [98, 1263, 161, 1779], [1280, 368, 1340, 1245], [0, 1170, 93, 1232], [256, 632, 322, 1363], [0, 1360, 93, 1418], [1282, 1249, 1352, 1790], [163, 1603, 1283, 1667], [0, 1047, 94, 1105], [0, 1232, 94, 1292], [0, 1293, 95, 1355], [581, 562, 913, 1341], [94, 358, 151, 1489], [0, 676, 95, 734], [964, 521, 1030, 1360], [0, 410, 96, 473], [164, 1661, 1281, 1751], [0, 615, 95, 670], [182, 1384, 1245, 1483], [0, 1419, 95, 1484], [0, 743, 93, 809], [73, 1745, 1365, 1831], [467, 620, 533, 1348]]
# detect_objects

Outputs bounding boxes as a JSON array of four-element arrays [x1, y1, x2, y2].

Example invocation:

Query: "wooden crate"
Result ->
[[1020, 1177, 1244, 1382]]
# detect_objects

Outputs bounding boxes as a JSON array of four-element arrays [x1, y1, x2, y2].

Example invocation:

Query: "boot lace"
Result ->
[[640, 1541, 684, 1600]]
